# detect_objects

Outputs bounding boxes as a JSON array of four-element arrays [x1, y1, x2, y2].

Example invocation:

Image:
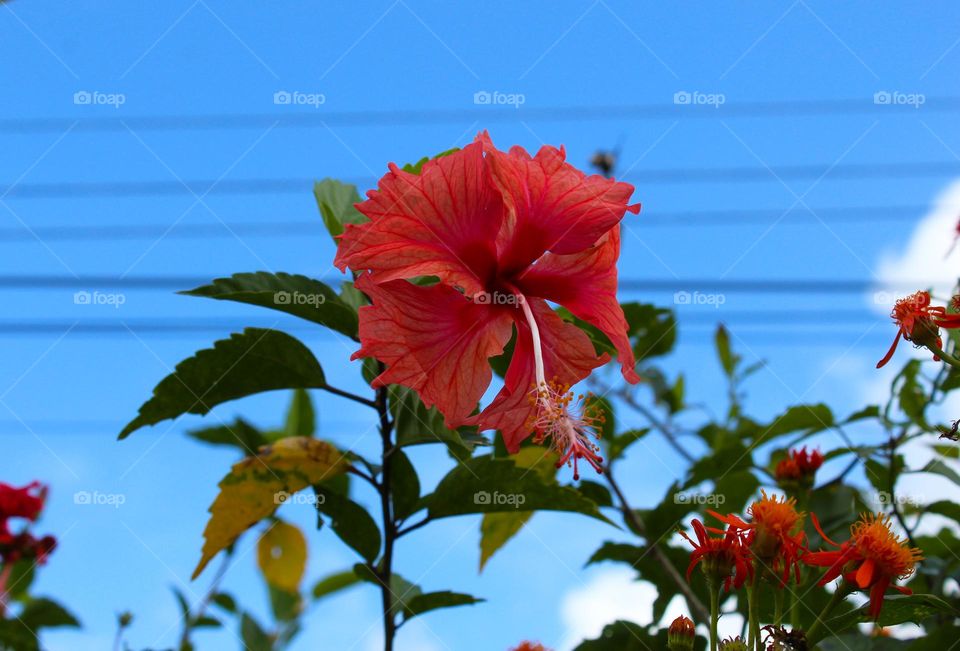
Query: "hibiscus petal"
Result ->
[[352, 275, 514, 427], [335, 142, 502, 297], [515, 228, 640, 383], [466, 298, 607, 452], [478, 132, 640, 274]]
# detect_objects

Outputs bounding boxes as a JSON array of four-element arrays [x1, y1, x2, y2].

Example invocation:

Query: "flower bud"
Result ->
[[667, 615, 695, 650], [719, 637, 749, 651]]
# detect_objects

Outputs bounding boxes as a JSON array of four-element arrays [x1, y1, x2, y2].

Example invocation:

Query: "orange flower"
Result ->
[[775, 447, 824, 488], [877, 291, 960, 368], [509, 643, 550, 651], [709, 491, 805, 585], [680, 519, 753, 590], [805, 513, 922, 619]]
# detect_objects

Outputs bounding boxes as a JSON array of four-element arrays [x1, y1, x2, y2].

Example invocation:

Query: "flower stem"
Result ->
[[927, 342, 960, 370], [375, 380, 398, 651], [774, 588, 784, 627], [746, 573, 762, 651], [0, 563, 11, 618], [708, 579, 720, 651], [806, 582, 852, 643]]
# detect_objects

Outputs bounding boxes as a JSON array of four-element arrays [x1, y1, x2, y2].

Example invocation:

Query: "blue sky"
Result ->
[[2, 1, 960, 649]]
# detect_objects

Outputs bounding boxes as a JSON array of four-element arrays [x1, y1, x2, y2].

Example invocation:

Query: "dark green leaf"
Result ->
[[18, 598, 80, 630], [240, 613, 274, 651], [403, 591, 483, 620], [312, 570, 362, 601], [119, 329, 327, 439], [424, 455, 610, 522], [187, 418, 267, 454], [815, 595, 957, 643], [390, 450, 421, 521], [180, 272, 359, 337], [314, 486, 381, 562], [400, 148, 460, 175], [284, 389, 315, 439], [715, 324, 737, 376]]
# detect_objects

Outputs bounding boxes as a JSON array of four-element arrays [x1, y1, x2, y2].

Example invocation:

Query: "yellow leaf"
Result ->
[[258, 520, 308, 593], [193, 437, 346, 579]]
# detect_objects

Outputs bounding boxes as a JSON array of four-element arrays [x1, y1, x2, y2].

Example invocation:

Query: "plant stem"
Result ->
[[926, 342, 960, 370], [746, 572, 762, 651], [773, 588, 784, 627], [708, 579, 720, 651], [321, 384, 379, 409], [375, 382, 397, 651], [605, 468, 710, 623], [805, 582, 851, 643]]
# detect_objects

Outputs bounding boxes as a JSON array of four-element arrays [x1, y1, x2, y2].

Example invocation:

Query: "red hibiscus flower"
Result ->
[[0, 482, 56, 567], [336, 133, 640, 477], [877, 291, 960, 368], [805, 513, 921, 619], [0, 482, 46, 523]]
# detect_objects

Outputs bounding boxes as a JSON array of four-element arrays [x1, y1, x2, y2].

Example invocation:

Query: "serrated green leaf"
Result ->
[[119, 329, 328, 439], [403, 591, 483, 620], [187, 417, 267, 454], [180, 272, 359, 337]]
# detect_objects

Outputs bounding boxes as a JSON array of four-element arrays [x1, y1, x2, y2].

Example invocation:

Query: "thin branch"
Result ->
[[320, 383, 379, 409], [605, 467, 710, 623]]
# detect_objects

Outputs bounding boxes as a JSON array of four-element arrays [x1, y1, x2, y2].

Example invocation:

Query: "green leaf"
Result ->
[[403, 591, 483, 620], [389, 450, 421, 521], [187, 418, 268, 454], [914, 458, 960, 487], [425, 455, 610, 522], [181, 272, 359, 338], [605, 428, 651, 464], [815, 594, 957, 643], [925, 500, 960, 524], [715, 324, 737, 376], [352, 564, 423, 617], [240, 613, 274, 651], [313, 179, 366, 241], [314, 486, 382, 562], [574, 620, 704, 651], [758, 403, 834, 442], [390, 386, 479, 452], [284, 389, 315, 439], [18, 598, 80, 630], [478, 447, 560, 570], [211, 592, 237, 613], [624, 302, 677, 361], [120, 329, 327, 439], [312, 570, 362, 601]]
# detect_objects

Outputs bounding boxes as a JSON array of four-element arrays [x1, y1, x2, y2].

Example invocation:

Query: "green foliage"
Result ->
[[313, 179, 366, 241], [181, 272, 359, 338], [119, 329, 328, 439]]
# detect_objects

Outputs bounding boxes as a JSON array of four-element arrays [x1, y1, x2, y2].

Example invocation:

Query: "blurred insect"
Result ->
[[762, 625, 807, 651], [589, 136, 626, 178], [938, 418, 960, 441]]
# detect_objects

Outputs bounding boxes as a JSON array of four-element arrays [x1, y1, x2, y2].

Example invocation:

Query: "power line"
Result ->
[[3, 96, 960, 135], [0, 205, 930, 243], [3, 162, 960, 199], [0, 274, 935, 294]]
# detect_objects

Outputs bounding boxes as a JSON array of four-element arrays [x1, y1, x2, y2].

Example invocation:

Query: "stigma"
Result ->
[[527, 381, 605, 479]]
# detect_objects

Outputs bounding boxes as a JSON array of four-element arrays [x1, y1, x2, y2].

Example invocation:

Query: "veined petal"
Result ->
[[478, 132, 640, 274], [466, 298, 607, 451], [352, 275, 514, 427], [335, 142, 502, 297], [515, 227, 640, 384]]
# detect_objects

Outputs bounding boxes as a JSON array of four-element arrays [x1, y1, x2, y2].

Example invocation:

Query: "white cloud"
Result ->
[[875, 178, 960, 306], [556, 566, 743, 650]]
